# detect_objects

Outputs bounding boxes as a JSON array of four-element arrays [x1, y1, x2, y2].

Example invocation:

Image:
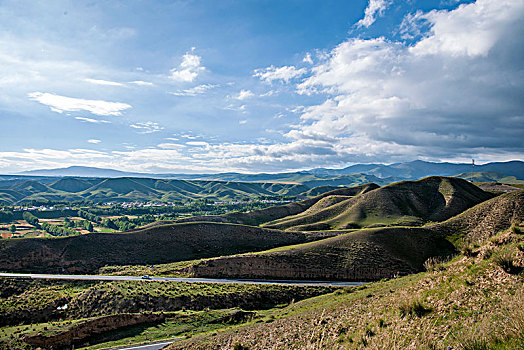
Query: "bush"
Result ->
[[511, 223, 522, 235], [398, 298, 431, 318], [423, 256, 445, 272], [493, 251, 522, 274], [462, 245, 476, 257]]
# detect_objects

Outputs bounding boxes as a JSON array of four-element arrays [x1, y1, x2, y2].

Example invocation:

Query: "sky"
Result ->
[[0, 0, 523, 174]]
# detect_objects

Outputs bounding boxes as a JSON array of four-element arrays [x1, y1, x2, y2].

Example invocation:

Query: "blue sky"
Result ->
[[0, 0, 522, 174]]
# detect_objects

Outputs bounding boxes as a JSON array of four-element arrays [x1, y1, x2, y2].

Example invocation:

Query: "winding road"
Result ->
[[0, 272, 365, 287]]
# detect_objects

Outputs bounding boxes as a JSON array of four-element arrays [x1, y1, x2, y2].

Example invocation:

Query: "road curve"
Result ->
[[0, 272, 366, 287]]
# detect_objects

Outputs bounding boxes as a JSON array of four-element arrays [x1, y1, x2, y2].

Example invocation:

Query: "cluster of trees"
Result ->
[[0, 210, 14, 223], [63, 217, 93, 231], [41, 222, 78, 237], [22, 211, 40, 228], [77, 209, 102, 223], [103, 214, 155, 231]]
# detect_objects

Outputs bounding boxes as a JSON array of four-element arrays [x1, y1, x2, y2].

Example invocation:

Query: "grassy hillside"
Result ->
[[456, 171, 524, 184], [264, 176, 492, 231], [168, 223, 524, 349], [0, 177, 317, 204], [430, 190, 524, 246], [182, 227, 455, 281], [174, 190, 523, 282], [0, 222, 320, 273], [219, 183, 380, 226]]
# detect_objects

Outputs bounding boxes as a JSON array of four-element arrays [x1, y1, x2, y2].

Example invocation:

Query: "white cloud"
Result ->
[[129, 80, 154, 86], [88, 139, 101, 144], [84, 78, 125, 87], [356, 0, 390, 28], [303, 53, 313, 64], [291, 0, 524, 163], [75, 117, 111, 124], [239, 119, 248, 124], [186, 141, 209, 147], [28, 92, 131, 116], [410, 0, 524, 57], [130, 121, 163, 133], [170, 84, 218, 96], [253, 65, 307, 83], [234, 89, 254, 100], [260, 90, 277, 97], [170, 50, 205, 82], [224, 104, 247, 113]]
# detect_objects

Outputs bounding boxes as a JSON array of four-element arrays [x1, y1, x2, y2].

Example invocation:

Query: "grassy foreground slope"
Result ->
[[264, 176, 492, 231], [0, 222, 315, 273], [168, 224, 524, 350]]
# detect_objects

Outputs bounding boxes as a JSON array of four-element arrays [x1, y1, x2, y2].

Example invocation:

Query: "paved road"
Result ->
[[0, 272, 365, 287], [112, 340, 175, 350]]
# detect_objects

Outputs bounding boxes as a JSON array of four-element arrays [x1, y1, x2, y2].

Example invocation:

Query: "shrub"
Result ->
[[493, 251, 522, 274], [233, 343, 249, 350], [398, 298, 431, 318], [511, 223, 522, 235], [423, 256, 445, 272], [517, 243, 524, 253], [462, 245, 476, 257]]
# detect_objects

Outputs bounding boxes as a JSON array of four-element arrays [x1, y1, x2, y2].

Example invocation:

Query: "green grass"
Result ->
[[168, 229, 524, 349]]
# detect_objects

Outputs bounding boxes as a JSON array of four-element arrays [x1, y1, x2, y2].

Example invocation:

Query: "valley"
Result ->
[[0, 172, 523, 349]]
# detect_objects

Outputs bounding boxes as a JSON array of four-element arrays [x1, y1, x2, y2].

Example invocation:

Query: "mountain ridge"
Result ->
[[16, 160, 524, 182]]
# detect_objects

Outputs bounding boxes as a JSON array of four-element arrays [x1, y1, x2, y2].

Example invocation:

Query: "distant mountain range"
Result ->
[[17, 160, 524, 182]]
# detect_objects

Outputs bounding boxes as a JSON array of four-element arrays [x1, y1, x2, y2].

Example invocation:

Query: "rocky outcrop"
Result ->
[[23, 313, 165, 349]]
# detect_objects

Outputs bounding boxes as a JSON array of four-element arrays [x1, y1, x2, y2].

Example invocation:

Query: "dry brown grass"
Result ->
[[168, 236, 524, 350]]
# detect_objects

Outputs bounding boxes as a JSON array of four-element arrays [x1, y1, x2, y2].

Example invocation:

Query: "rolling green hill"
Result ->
[[0, 177, 315, 204], [204, 183, 380, 226], [177, 190, 523, 282], [263, 176, 492, 231], [182, 227, 455, 281], [0, 222, 321, 273], [455, 171, 524, 184]]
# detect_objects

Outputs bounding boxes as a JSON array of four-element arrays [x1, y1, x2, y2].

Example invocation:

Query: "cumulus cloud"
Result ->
[[170, 49, 205, 82], [234, 89, 254, 100], [293, 0, 524, 163], [253, 65, 307, 83], [356, 0, 390, 28], [170, 84, 218, 96], [130, 121, 163, 133], [28, 92, 131, 116], [410, 0, 524, 57]]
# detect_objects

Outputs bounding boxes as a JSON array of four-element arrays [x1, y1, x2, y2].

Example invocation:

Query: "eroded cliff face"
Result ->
[[0, 278, 335, 327], [182, 256, 408, 281], [23, 313, 165, 349]]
